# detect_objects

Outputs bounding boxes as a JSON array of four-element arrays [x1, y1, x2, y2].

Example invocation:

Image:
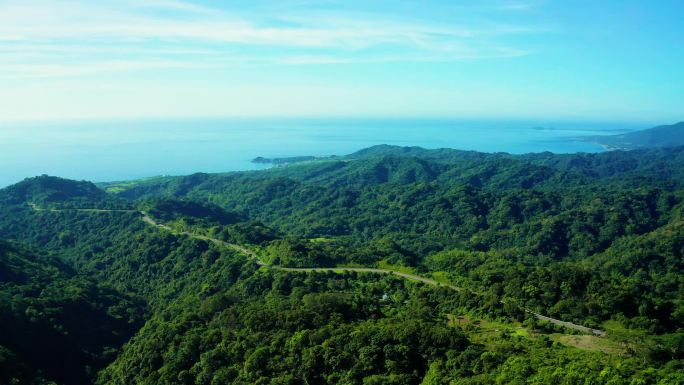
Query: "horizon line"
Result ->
[[0, 114, 671, 127]]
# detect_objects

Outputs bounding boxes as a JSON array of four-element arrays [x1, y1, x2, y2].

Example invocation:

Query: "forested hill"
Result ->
[[1, 175, 130, 209], [583, 121, 684, 150], [1, 176, 105, 204], [2, 145, 684, 384], [112, 144, 684, 196], [344, 144, 684, 183]]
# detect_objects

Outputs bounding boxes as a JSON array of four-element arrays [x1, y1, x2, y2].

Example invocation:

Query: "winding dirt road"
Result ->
[[31, 203, 606, 336]]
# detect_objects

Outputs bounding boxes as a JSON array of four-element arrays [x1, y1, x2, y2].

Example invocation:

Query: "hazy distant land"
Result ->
[[579, 121, 684, 150]]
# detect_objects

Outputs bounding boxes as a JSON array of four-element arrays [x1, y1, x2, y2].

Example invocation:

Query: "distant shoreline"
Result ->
[[1, 119, 630, 188]]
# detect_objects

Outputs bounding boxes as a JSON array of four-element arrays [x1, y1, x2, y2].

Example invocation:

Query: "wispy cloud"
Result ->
[[0, 0, 545, 79]]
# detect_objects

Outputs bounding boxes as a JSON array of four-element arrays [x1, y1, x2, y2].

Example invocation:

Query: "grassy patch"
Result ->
[[551, 334, 627, 355], [98, 176, 172, 194], [601, 320, 648, 339], [308, 237, 334, 243], [336, 262, 368, 268], [377, 260, 416, 275], [103, 186, 127, 194], [446, 314, 473, 327], [448, 314, 626, 356], [429, 271, 452, 285]]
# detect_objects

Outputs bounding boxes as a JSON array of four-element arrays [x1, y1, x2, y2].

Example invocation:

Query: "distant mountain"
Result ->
[[251, 145, 499, 168], [583, 121, 684, 150], [345, 144, 496, 162], [252, 155, 337, 165]]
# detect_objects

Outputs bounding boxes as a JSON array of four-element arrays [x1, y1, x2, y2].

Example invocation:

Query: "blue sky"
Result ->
[[0, 0, 682, 122]]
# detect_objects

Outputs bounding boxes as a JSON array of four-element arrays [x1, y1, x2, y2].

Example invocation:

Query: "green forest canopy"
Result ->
[[1, 145, 684, 384]]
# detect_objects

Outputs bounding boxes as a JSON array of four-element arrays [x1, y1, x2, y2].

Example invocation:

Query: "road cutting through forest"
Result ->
[[31, 203, 607, 337]]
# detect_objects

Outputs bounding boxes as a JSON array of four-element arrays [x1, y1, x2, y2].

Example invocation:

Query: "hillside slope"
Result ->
[[2, 145, 684, 384]]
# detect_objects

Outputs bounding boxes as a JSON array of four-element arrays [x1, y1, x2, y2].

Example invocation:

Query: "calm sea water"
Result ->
[[0, 118, 646, 188]]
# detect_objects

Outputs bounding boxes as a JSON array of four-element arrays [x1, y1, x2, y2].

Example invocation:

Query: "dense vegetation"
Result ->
[[2, 145, 684, 384], [109, 146, 684, 332], [0, 241, 142, 385]]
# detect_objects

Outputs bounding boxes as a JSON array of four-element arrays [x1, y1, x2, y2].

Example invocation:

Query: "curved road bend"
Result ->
[[142, 210, 605, 336]]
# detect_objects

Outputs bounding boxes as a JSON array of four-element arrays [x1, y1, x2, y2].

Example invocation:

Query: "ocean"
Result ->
[[0, 118, 646, 188]]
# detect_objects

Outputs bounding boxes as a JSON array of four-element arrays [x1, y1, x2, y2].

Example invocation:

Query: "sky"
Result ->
[[0, 0, 682, 123]]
